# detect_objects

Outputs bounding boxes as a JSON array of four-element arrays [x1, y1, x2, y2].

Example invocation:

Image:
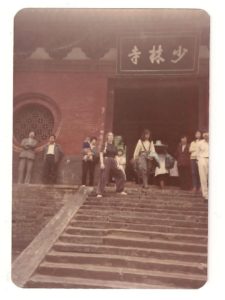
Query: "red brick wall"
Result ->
[[13, 71, 109, 154]]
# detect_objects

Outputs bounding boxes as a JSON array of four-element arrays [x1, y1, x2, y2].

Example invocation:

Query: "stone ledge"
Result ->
[[12, 187, 88, 287], [13, 183, 79, 190]]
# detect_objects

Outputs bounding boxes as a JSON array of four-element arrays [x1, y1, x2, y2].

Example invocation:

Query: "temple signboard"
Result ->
[[117, 33, 200, 74]]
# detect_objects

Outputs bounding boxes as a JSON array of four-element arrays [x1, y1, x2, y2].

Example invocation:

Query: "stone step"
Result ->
[[97, 190, 203, 198], [53, 242, 207, 263], [45, 250, 207, 275], [81, 204, 208, 217], [35, 261, 206, 288], [65, 226, 207, 244], [85, 200, 207, 212], [19, 185, 208, 289], [88, 190, 204, 197], [77, 208, 208, 222], [69, 220, 208, 235], [87, 194, 204, 204], [86, 195, 206, 204], [74, 214, 208, 229], [58, 234, 207, 253], [26, 274, 169, 288]]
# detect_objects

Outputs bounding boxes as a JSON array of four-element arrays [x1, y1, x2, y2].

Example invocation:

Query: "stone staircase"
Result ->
[[23, 187, 208, 289], [12, 184, 78, 260]]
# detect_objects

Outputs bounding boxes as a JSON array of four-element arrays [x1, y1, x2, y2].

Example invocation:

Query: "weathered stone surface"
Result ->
[[12, 189, 87, 287], [12, 184, 78, 257], [13, 186, 208, 288]]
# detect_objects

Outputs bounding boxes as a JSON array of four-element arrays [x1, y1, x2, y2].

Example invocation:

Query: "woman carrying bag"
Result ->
[[154, 140, 175, 189], [133, 129, 159, 189]]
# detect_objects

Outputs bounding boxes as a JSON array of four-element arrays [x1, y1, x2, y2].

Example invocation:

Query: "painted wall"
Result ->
[[13, 70, 109, 184], [14, 71, 108, 153]]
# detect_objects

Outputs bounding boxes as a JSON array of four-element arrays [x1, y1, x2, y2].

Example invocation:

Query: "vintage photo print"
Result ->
[[12, 8, 209, 289]]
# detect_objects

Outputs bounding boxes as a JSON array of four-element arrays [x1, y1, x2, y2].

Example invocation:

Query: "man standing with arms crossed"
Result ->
[[17, 131, 38, 184]]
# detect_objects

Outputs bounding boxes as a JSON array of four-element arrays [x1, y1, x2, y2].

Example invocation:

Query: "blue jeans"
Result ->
[[191, 159, 200, 189]]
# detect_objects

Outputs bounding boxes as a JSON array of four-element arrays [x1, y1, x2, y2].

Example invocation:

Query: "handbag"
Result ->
[[140, 141, 160, 171], [165, 153, 175, 169]]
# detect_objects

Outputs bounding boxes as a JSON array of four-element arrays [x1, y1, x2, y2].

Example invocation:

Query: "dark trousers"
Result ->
[[178, 165, 191, 190], [18, 158, 34, 184], [190, 159, 200, 189], [43, 155, 58, 184], [97, 157, 125, 195], [135, 155, 149, 187], [155, 173, 168, 186], [82, 160, 96, 186]]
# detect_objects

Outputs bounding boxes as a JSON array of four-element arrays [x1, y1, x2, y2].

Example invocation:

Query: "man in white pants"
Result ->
[[197, 131, 209, 201]]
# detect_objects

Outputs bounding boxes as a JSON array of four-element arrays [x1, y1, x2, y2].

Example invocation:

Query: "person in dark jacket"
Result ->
[[175, 135, 191, 190], [189, 130, 202, 192], [42, 135, 64, 184], [81, 137, 99, 187], [97, 132, 127, 197]]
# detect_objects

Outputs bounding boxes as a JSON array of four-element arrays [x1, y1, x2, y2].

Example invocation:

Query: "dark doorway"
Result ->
[[113, 85, 199, 180]]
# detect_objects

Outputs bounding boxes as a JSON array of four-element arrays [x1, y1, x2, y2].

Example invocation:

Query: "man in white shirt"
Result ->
[[197, 131, 209, 201], [43, 135, 64, 184]]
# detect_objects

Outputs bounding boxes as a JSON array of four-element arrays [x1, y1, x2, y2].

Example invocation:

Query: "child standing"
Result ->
[[154, 140, 169, 189], [115, 149, 127, 180]]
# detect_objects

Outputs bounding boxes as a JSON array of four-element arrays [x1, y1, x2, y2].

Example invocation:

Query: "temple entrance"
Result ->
[[112, 85, 199, 181]]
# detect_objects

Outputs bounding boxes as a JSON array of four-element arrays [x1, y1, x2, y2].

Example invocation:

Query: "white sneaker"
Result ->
[[97, 194, 103, 198], [120, 191, 127, 195]]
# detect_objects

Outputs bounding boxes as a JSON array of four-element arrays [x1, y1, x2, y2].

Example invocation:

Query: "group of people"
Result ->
[[17, 128, 209, 201], [177, 130, 209, 200], [81, 133, 127, 197], [81, 129, 209, 201], [17, 132, 64, 185]]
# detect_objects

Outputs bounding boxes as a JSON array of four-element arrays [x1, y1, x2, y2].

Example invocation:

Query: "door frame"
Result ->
[[105, 76, 209, 134]]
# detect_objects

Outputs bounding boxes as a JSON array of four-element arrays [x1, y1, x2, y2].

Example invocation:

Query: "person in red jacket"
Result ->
[[175, 135, 191, 190]]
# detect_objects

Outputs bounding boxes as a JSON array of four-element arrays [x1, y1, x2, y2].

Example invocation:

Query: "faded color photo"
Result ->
[[12, 8, 209, 288]]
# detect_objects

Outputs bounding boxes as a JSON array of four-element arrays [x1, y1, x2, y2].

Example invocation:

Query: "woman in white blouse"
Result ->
[[133, 129, 155, 188]]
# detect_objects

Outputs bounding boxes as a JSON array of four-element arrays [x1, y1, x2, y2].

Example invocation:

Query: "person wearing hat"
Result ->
[[197, 131, 209, 201], [154, 140, 169, 189]]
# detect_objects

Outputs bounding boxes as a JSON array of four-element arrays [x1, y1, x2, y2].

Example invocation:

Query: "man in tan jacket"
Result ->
[[17, 131, 38, 184]]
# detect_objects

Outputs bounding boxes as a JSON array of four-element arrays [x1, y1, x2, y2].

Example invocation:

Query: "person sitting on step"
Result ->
[[96, 132, 127, 198]]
